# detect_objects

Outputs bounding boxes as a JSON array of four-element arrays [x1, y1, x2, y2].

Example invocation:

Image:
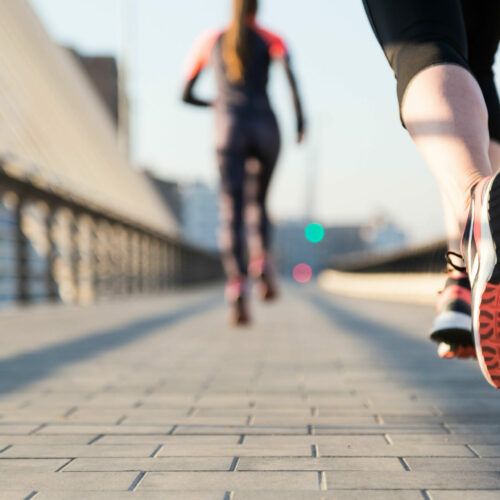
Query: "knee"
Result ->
[[391, 39, 470, 113]]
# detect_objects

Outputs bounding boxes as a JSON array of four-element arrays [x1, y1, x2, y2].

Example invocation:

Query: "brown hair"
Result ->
[[222, 0, 258, 83]]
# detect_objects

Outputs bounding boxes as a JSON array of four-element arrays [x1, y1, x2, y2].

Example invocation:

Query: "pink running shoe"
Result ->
[[462, 175, 500, 388], [225, 278, 251, 326], [248, 257, 279, 302]]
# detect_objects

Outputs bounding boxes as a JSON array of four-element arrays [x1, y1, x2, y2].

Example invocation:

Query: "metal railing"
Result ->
[[0, 160, 223, 306], [330, 240, 447, 274]]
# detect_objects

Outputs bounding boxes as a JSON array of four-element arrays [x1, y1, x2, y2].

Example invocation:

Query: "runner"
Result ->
[[362, 0, 500, 386], [182, 0, 305, 325]]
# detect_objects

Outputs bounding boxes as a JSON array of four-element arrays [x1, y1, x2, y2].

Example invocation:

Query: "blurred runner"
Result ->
[[363, 0, 500, 386], [182, 0, 305, 325]]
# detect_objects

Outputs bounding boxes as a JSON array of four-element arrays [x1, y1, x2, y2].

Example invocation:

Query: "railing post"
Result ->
[[45, 205, 58, 302], [15, 195, 29, 304]]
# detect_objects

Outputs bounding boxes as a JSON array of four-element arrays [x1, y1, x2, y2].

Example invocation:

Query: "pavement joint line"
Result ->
[[63, 406, 78, 418], [383, 433, 394, 445], [442, 423, 452, 434], [29, 423, 47, 435], [229, 457, 239, 471], [0, 445, 12, 455], [431, 406, 442, 416], [319, 471, 327, 491], [466, 444, 482, 457], [150, 444, 163, 458], [55, 458, 75, 472], [312, 444, 320, 458], [128, 471, 146, 491], [186, 406, 197, 417], [115, 415, 126, 425], [237, 435, 245, 444], [23, 492, 38, 500], [87, 434, 104, 445], [398, 457, 411, 471]]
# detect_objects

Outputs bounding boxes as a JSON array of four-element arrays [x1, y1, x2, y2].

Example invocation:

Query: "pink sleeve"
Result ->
[[253, 25, 289, 59], [183, 30, 219, 80]]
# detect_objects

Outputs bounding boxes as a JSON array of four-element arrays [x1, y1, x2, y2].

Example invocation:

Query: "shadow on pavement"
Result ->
[[0, 294, 221, 396], [309, 291, 485, 387]]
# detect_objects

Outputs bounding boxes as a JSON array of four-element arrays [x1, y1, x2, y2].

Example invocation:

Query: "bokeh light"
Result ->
[[293, 263, 313, 284], [305, 223, 325, 243]]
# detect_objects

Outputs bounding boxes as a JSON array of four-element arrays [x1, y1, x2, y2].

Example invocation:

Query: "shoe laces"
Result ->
[[445, 251, 467, 273]]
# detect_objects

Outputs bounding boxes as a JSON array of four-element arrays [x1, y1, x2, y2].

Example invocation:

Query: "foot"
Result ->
[[225, 279, 251, 326], [430, 270, 475, 359], [248, 257, 279, 302], [462, 175, 500, 388]]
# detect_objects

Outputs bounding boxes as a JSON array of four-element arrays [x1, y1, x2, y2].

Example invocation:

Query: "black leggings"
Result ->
[[216, 109, 280, 280], [363, 0, 500, 141]]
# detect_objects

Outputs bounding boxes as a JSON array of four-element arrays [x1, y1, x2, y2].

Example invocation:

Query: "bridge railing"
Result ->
[[0, 159, 223, 306], [330, 240, 447, 274]]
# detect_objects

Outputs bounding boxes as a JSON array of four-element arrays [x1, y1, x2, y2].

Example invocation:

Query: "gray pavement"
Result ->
[[0, 285, 499, 499]]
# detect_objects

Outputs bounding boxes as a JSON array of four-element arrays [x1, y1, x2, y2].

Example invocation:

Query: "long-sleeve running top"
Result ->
[[182, 21, 305, 135]]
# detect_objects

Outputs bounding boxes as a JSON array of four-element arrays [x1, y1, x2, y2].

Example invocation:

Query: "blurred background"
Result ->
[[1, 0, 498, 306]]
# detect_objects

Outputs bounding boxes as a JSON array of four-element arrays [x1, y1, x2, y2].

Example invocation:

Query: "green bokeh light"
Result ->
[[305, 223, 325, 243]]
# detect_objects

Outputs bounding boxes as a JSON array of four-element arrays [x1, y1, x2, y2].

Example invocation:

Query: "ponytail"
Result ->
[[222, 0, 258, 83]]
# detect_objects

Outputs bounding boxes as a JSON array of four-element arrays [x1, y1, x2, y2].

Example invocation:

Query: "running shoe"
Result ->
[[248, 257, 279, 301], [225, 278, 251, 326], [462, 174, 500, 388], [430, 268, 475, 359]]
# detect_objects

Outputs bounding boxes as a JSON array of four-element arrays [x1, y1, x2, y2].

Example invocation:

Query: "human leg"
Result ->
[[245, 113, 280, 299]]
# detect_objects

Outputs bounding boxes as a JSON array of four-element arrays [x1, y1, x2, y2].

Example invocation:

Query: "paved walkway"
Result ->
[[0, 285, 499, 499]]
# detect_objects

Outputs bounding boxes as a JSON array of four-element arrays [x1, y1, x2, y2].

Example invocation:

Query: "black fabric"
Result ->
[[362, 0, 500, 141], [217, 109, 280, 278]]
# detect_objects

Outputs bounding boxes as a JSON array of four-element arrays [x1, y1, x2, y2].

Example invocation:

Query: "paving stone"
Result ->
[[0, 471, 137, 490], [237, 457, 404, 471], [0, 458, 67, 472], [428, 492, 500, 500], [468, 445, 500, 457], [35, 493, 226, 500], [324, 471, 500, 489], [320, 444, 474, 457], [39, 424, 175, 435], [2, 444, 157, 458], [0, 425, 40, 434], [0, 493, 35, 500], [0, 435, 98, 445], [233, 492, 424, 500], [406, 457, 500, 471], [242, 435, 388, 447], [388, 434, 500, 445], [138, 471, 319, 490], [157, 445, 312, 457], [98, 435, 240, 445], [65, 457, 233, 471]]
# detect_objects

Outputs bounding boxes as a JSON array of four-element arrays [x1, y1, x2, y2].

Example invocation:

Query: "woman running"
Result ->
[[182, 0, 305, 325], [362, 1, 500, 387]]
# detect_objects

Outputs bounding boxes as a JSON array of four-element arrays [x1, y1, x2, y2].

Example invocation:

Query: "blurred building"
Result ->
[[181, 182, 219, 251], [67, 49, 120, 126], [274, 218, 406, 276], [144, 172, 182, 224]]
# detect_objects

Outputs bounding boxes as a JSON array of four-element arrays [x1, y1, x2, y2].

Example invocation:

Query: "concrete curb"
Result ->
[[318, 270, 445, 306]]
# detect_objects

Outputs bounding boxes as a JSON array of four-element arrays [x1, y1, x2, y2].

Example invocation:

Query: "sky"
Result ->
[[28, 0, 500, 244]]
